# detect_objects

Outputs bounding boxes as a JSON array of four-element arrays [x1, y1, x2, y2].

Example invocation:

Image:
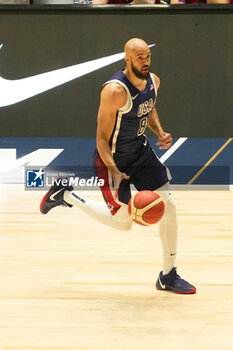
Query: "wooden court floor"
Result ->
[[0, 185, 233, 350]]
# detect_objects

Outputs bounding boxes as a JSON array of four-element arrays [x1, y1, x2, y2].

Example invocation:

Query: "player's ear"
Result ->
[[124, 55, 129, 64]]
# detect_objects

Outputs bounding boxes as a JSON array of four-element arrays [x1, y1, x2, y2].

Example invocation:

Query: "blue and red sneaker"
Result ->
[[156, 267, 196, 294]]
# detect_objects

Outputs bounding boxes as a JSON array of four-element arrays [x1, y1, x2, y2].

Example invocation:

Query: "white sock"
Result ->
[[156, 184, 178, 275], [64, 190, 132, 231]]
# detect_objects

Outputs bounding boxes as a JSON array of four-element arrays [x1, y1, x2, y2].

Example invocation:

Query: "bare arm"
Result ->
[[147, 73, 173, 149], [96, 83, 130, 196]]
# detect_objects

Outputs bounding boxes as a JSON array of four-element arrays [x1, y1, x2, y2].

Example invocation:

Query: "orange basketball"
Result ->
[[128, 190, 165, 226]]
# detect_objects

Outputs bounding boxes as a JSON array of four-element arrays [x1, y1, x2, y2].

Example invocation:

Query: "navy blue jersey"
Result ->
[[104, 70, 157, 158], [95, 70, 170, 208]]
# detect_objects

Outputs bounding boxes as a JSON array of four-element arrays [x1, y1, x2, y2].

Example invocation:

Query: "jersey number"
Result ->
[[137, 117, 147, 136]]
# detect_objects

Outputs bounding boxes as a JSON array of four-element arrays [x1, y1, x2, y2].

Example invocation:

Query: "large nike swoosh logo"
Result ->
[[158, 276, 166, 289], [0, 47, 125, 108]]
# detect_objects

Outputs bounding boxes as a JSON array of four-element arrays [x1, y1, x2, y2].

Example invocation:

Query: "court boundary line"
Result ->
[[187, 138, 233, 185]]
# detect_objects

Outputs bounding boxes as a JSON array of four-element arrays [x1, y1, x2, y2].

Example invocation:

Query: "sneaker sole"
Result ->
[[156, 287, 196, 294], [40, 190, 52, 214]]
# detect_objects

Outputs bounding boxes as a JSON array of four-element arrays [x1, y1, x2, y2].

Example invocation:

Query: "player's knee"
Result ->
[[112, 204, 133, 231], [165, 198, 177, 220], [165, 193, 176, 210], [154, 187, 177, 215]]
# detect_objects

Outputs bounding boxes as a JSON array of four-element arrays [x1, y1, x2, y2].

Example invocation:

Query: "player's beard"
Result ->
[[131, 62, 150, 80]]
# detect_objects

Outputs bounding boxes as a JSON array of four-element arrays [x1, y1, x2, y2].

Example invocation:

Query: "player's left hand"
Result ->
[[156, 133, 172, 150]]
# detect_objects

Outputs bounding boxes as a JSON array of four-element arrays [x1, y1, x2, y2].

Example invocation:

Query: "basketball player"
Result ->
[[40, 38, 196, 294]]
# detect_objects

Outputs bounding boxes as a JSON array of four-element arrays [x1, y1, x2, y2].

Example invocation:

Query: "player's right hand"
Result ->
[[112, 170, 130, 200]]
